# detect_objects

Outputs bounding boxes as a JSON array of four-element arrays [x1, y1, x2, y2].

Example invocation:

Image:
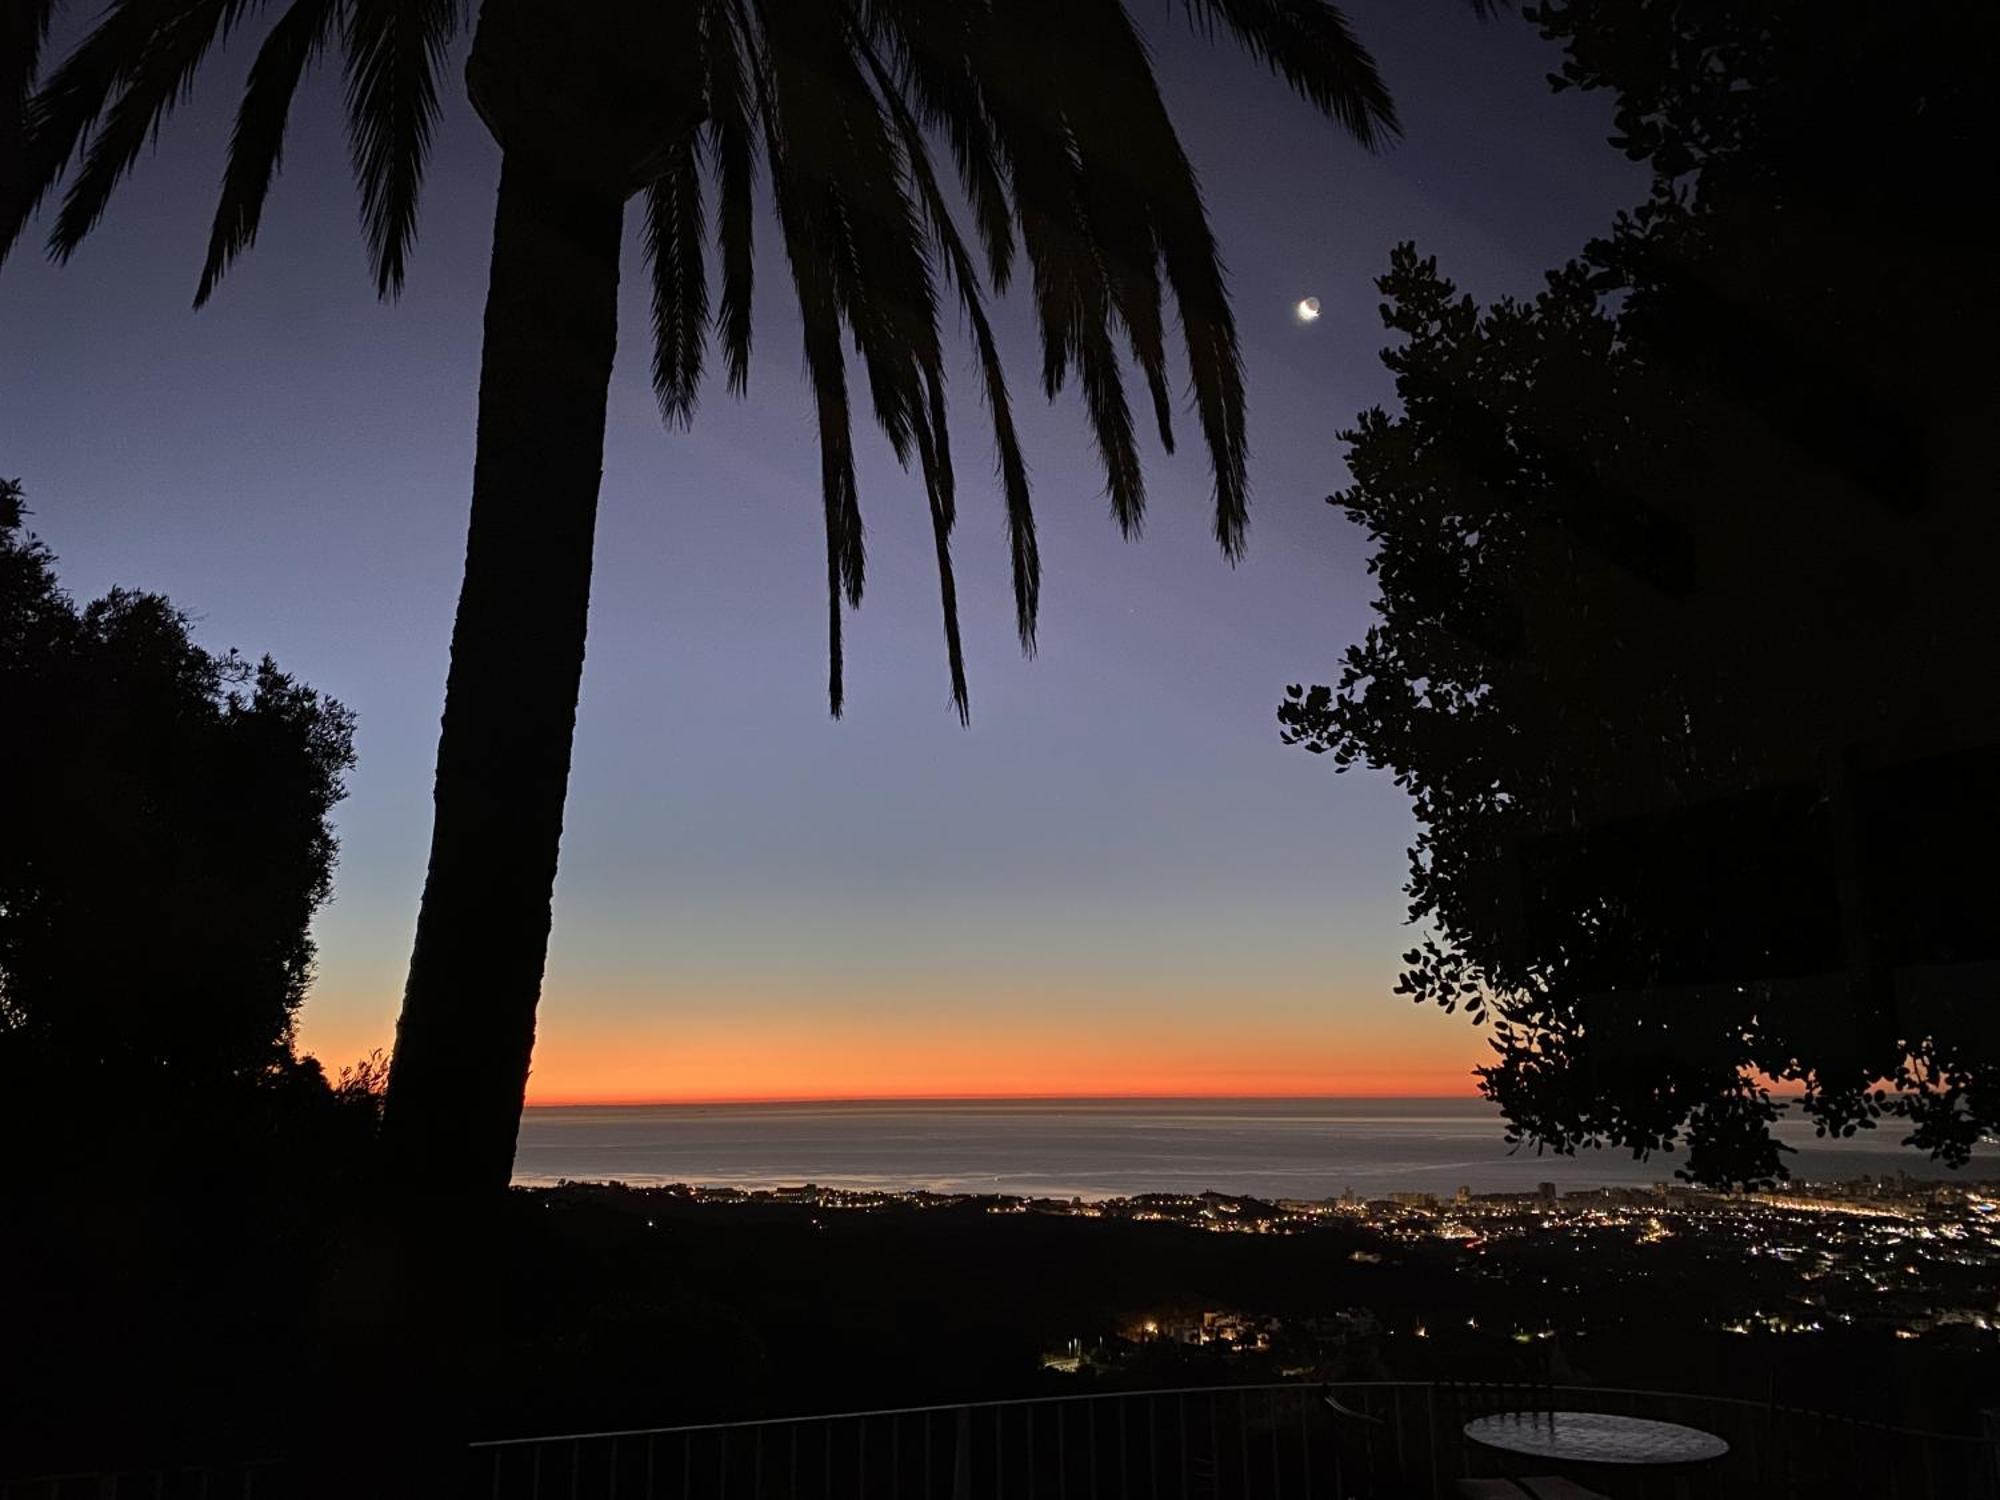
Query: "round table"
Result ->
[[1463, 1411, 1729, 1468]]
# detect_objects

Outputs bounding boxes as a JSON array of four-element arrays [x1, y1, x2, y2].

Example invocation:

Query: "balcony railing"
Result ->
[[6, 1382, 1996, 1499], [464, 1381, 2000, 1500]]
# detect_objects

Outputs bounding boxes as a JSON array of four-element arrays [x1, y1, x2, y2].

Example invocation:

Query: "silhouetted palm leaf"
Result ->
[[705, 6, 757, 395], [0, 0, 62, 239], [4, 0, 171, 261], [7, 0, 1417, 707], [342, 0, 457, 296], [869, 0, 1017, 289], [195, 0, 341, 307], [862, 29, 1039, 651], [51, 0, 257, 257], [1184, 0, 1400, 144], [646, 133, 708, 430]]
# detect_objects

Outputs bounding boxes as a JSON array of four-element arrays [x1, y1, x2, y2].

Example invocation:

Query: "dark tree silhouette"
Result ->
[[0, 478, 359, 1179], [3, 0, 1431, 1194], [1282, 0, 2000, 1185]]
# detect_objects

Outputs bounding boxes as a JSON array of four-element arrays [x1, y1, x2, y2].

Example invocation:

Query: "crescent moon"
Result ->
[[1295, 296, 1322, 323]]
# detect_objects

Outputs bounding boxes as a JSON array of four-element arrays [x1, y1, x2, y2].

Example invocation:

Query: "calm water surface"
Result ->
[[510, 1097, 1996, 1199]]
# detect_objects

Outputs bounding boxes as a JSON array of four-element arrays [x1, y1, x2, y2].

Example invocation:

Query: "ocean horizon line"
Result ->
[[521, 1091, 1494, 1111]]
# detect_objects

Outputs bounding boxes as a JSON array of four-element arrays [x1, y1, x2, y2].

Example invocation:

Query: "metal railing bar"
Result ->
[[1087, 1395, 1097, 1498], [1235, 1388, 1247, 1500], [469, 1382, 1334, 1449], [1266, 1388, 1279, 1500], [1425, 1382, 1439, 1500], [1119, 1395, 1129, 1500], [1206, 1392, 1217, 1500], [1149, 1393, 1160, 1500], [469, 1378, 2000, 1454]]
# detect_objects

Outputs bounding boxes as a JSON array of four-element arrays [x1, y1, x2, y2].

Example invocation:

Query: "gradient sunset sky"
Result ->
[[1, 3, 1642, 1103]]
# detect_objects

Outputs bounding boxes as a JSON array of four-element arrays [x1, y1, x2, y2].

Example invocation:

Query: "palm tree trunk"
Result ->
[[381, 152, 624, 1194]]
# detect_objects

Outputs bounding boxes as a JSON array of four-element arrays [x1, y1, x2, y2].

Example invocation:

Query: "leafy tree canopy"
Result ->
[[0, 478, 362, 1178], [1281, 0, 2000, 1186]]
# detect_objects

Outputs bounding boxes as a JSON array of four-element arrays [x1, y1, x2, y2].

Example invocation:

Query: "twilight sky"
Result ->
[[1, 3, 1642, 1102]]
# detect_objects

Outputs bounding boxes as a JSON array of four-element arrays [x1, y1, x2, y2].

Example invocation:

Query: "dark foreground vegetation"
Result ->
[[6, 1181, 1995, 1479], [0, 481, 373, 1194]]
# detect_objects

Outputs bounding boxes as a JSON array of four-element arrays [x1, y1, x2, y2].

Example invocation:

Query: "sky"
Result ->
[[0, 2, 1644, 1103]]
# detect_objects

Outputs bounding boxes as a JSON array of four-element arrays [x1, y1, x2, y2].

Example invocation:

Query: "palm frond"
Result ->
[[752, 2, 866, 714], [1118, 256, 1175, 455], [5, 0, 189, 264], [1182, 0, 1399, 147], [1075, 306, 1146, 535], [913, 388, 970, 722], [51, 0, 260, 258], [1044, 2, 1177, 458], [1071, 0, 1251, 556], [979, 0, 1157, 533], [194, 0, 341, 306], [0, 0, 64, 250], [797, 262, 862, 715], [926, 68, 1013, 292], [923, 357, 955, 533], [861, 27, 1041, 654], [705, 2, 757, 395], [790, 230, 862, 715], [866, 0, 1016, 290], [971, 11, 1082, 405], [645, 130, 708, 429], [762, 0, 988, 719], [343, 0, 456, 298], [765, 2, 940, 464], [774, 3, 967, 715]]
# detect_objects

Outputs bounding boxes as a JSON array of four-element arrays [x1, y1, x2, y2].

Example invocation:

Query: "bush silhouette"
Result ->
[[0, 477, 361, 1184]]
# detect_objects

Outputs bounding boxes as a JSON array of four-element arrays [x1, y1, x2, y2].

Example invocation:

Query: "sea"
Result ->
[[510, 1097, 1998, 1200]]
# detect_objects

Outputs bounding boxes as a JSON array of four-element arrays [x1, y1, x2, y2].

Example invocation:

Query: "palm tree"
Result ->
[[5, 0, 1407, 1195]]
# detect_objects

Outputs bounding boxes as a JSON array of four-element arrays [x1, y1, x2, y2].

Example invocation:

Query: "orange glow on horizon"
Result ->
[[300, 984, 1490, 1108], [515, 1012, 1486, 1108], [521, 1084, 1485, 1108]]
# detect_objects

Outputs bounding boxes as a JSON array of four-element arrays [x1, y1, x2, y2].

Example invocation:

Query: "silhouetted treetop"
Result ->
[[1283, 0, 2000, 1186], [0, 479, 357, 1158]]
